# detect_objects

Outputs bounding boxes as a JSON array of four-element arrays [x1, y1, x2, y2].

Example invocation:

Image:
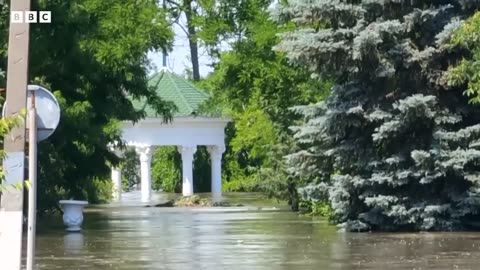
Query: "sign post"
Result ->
[[2, 85, 61, 270], [0, 0, 31, 269], [26, 92, 37, 270]]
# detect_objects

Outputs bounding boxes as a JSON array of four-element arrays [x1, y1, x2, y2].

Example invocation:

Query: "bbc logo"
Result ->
[[11, 11, 51, 23]]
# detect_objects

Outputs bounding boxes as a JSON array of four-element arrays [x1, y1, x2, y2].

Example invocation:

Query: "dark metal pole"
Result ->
[[162, 0, 167, 67], [0, 0, 31, 269]]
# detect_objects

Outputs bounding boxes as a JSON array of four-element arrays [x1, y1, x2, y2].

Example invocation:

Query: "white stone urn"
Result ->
[[59, 200, 88, 232]]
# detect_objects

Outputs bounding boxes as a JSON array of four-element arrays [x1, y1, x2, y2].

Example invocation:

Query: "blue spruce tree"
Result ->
[[274, 0, 480, 231]]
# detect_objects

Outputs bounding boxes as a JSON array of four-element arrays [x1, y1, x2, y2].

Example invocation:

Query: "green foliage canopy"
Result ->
[[200, 0, 329, 207], [0, 0, 174, 212], [0, 69, 25, 192], [276, 0, 480, 231], [446, 12, 480, 103]]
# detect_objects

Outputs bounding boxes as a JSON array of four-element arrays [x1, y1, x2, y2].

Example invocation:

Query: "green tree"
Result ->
[[164, 0, 272, 78], [0, 0, 174, 212], [121, 148, 140, 192], [192, 146, 212, 193], [446, 12, 480, 103], [151, 146, 212, 194], [276, 0, 480, 231], [200, 0, 329, 209], [152, 146, 181, 193], [195, 0, 273, 61], [165, 0, 202, 80], [0, 69, 25, 192]]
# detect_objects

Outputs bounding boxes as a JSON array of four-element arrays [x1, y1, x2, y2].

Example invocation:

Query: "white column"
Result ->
[[108, 145, 124, 201], [177, 145, 197, 196], [136, 146, 153, 202], [207, 145, 225, 202], [111, 167, 122, 201]]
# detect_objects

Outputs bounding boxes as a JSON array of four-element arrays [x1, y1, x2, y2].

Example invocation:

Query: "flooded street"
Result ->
[[31, 193, 480, 270]]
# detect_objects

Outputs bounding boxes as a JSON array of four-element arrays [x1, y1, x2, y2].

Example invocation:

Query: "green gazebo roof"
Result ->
[[131, 69, 210, 117]]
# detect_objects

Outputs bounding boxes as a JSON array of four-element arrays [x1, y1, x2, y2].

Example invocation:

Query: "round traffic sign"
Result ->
[[2, 84, 61, 141]]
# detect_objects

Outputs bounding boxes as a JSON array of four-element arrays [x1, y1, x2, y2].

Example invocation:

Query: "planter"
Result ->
[[59, 200, 88, 232]]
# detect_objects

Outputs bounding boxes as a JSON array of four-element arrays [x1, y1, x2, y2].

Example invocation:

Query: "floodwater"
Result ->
[[30, 192, 480, 270]]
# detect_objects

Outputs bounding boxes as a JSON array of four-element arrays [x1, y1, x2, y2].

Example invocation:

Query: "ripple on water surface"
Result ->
[[29, 192, 480, 270]]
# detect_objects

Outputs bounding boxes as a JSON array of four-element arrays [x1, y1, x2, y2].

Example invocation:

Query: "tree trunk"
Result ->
[[184, 0, 200, 81], [287, 180, 299, 212]]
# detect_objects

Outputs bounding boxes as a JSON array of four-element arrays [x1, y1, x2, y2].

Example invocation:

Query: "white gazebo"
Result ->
[[110, 68, 229, 203]]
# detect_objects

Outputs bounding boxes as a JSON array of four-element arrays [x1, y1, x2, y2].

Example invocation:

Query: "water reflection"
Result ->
[[31, 193, 480, 270], [63, 233, 84, 254]]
